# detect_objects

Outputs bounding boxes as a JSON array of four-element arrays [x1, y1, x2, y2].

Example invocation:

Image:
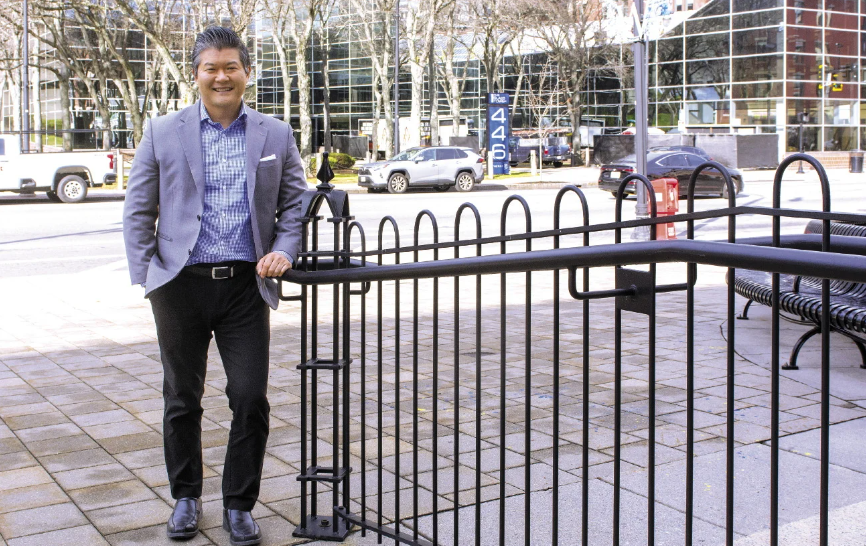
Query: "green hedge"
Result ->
[[310, 152, 356, 172]]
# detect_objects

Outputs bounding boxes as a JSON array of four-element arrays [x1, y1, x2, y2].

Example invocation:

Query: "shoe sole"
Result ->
[[167, 528, 199, 539], [222, 519, 262, 546]]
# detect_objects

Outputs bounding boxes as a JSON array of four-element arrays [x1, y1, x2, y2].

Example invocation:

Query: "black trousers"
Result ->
[[150, 263, 270, 511]]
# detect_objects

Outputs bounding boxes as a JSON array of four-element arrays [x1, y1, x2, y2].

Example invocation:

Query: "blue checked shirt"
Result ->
[[187, 101, 257, 265]]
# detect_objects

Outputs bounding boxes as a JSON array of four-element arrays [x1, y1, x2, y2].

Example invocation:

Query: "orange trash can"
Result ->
[[651, 177, 679, 240]]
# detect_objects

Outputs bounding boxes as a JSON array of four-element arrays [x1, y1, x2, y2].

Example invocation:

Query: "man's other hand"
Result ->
[[256, 252, 292, 278]]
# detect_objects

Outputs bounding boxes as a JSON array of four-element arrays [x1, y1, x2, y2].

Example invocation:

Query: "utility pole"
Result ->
[[22, 0, 30, 153], [632, 0, 649, 236], [393, 0, 400, 156]]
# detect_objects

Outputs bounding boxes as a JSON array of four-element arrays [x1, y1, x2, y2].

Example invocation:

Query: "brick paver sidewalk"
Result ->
[[1, 259, 865, 545]]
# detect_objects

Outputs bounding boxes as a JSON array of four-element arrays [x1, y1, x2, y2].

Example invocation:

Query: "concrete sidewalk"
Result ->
[[1, 254, 865, 545]]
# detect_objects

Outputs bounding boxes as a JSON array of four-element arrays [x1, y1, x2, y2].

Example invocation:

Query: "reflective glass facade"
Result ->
[[649, 0, 864, 151]]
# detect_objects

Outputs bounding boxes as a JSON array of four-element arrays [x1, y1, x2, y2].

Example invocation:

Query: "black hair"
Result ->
[[191, 26, 251, 76]]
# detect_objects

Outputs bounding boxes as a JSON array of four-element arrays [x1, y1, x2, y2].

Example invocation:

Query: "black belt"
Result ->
[[183, 261, 253, 280]]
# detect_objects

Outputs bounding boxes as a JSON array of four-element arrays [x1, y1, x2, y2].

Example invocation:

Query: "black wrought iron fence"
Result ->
[[279, 154, 866, 546]]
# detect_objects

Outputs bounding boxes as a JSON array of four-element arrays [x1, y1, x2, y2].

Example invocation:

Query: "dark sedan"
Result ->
[[598, 151, 743, 199]]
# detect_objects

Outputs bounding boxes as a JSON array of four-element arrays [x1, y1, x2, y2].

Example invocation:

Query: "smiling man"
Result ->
[[123, 27, 307, 546]]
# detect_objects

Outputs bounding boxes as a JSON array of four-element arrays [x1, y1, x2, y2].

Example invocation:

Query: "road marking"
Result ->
[[0, 254, 126, 265]]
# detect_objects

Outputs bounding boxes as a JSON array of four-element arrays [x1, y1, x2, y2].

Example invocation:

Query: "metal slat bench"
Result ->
[[734, 220, 866, 369]]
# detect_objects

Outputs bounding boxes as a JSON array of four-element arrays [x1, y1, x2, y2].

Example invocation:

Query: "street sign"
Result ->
[[486, 93, 510, 175]]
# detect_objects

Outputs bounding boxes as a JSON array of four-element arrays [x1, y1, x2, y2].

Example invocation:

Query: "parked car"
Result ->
[[0, 135, 117, 203], [357, 146, 484, 194], [597, 151, 743, 199], [649, 145, 712, 161], [508, 136, 571, 168]]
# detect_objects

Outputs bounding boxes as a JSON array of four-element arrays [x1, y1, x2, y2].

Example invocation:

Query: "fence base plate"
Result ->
[[292, 515, 353, 541]]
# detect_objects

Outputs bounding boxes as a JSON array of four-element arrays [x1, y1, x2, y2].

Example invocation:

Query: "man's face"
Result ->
[[194, 47, 249, 113]]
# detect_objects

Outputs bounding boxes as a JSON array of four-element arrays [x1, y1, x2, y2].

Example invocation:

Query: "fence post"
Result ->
[[291, 153, 355, 542]]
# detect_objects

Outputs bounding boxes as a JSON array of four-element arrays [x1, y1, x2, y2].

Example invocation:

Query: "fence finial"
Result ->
[[316, 152, 335, 192]]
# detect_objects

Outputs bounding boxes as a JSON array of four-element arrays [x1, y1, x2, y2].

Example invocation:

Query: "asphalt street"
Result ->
[[1, 166, 864, 280]]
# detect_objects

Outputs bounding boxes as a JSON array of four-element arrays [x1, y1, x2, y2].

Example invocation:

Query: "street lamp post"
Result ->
[[393, 0, 400, 156], [21, 0, 30, 153]]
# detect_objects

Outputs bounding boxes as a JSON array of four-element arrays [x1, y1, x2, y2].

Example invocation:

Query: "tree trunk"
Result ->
[[317, 26, 332, 153], [96, 80, 112, 151], [408, 61, 424, 148], [569, 91, 582, 155], [295, 42, 313, 177], [371, 74, 381, 160], [32, 66, 42, 152], [272, 34, 292, 125], [428, 43, 438, 147], [159, 64, 170, 116], [322, 56, 332, 152], [152, 42, 193, 105], [58, 70, 73, 151]]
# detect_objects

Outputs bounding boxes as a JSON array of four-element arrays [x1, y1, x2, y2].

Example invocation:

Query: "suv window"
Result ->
[[454, 149, 468, 159], [436, 148, 457, 160], [418, 149, 436, 161]]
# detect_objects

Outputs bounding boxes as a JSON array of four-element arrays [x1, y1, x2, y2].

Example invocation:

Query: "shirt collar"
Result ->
[[199, 100, 248, 128]]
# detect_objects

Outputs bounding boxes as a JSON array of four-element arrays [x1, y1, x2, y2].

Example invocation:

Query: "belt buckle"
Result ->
[[212, 266, 233, 280]]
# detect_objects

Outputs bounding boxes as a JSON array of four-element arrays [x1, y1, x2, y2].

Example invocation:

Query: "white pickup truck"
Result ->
[[0, 135, 117, 203]]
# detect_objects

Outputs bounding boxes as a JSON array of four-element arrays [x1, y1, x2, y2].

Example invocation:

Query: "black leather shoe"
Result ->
[[222, 509, 262, 546], [166, 497, 202, 539]]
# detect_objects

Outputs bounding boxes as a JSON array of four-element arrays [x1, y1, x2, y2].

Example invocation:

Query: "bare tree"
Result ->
[[315, 0, 340, 153], [521, 0, 620, 154], [402, 0, 451, 147], [435, 3, 471, 139], [523, 55, 561, 174], [466, 0, 515, 96], [262, 0, 325, 175], [350, 0, 395, 156], [0, 11, 23, 140]]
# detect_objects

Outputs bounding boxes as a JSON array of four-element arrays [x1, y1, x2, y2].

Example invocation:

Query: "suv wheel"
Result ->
[[57, 175, 88, 203], [553, 161, 563, 168], [387, 173, 408, 194], [455, 172, 475, 192]]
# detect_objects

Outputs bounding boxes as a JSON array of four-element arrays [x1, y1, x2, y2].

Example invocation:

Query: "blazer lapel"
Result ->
[[245, 109, 268, 256], [245, 109, 267, 205], [176, 105, 205, 197]]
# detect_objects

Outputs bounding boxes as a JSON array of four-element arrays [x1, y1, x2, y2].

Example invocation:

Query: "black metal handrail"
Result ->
[[284, 238, 866, 285]]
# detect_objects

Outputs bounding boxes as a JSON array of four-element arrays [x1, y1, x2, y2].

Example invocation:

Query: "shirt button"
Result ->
[[197, 215, 201, 221], [188, 249, 192, 255]]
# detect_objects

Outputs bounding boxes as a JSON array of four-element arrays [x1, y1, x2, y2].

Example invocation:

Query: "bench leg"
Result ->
[[783, 326, 821, 370], [737, 299, 754, 320]]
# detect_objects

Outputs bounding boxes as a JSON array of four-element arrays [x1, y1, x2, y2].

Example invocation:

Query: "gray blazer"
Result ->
[[122, 103, 308, 309]]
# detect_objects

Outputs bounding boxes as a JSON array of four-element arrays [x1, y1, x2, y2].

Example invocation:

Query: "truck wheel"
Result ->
[[57, 175, 88, 203], [455, 172, 475, 192], [46, 191, 62, 203]]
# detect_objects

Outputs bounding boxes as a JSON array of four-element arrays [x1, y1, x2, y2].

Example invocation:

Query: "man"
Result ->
[[123, 27, 307, 546]]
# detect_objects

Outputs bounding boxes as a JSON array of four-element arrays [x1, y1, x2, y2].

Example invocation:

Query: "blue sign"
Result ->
[[486, 93, 510, 175]]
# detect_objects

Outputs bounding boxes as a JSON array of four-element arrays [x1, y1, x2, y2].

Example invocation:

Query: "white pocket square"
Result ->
[[260, 154, 276, 163]]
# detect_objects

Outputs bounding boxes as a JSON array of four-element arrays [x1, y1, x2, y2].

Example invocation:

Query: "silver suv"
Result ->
[[357, 146, 485, 194]]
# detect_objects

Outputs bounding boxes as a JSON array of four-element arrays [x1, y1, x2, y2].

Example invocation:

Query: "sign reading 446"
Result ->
[[486, 93, 510, 176]]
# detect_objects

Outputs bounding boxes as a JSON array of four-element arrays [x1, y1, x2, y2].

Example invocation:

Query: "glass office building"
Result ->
[[649, 0, 864, 153], [11, 0, 862, 154]]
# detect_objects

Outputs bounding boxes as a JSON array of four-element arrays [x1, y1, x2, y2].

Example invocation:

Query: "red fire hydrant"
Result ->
[[651, 177, 679, 240]]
